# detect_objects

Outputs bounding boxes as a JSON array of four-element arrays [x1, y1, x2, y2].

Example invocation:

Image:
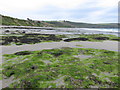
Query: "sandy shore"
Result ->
[[1, 40, 118, 55]]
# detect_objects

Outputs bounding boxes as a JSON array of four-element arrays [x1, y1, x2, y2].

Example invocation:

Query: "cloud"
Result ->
[[0, 0, 88, 12], [0, 0, 119, 23]]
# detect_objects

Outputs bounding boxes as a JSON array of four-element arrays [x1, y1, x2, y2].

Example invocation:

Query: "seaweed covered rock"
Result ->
[[2, 36, 19, 44], [64, 37, 89, 42], [1, 41, 10, 45], [48, 34, 62, 41], [14, 51, 32, 55], [111, 38, 120, 41], [38, 49, 64, 57], [93, 37, 109, 40], [19, 38, 41, 44]]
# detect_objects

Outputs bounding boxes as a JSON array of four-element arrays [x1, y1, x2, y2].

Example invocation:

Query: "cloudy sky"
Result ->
[[0, 0, 119, 23]]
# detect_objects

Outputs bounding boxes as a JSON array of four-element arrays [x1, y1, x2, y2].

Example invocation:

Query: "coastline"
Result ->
[[1, 27, 119, 88]]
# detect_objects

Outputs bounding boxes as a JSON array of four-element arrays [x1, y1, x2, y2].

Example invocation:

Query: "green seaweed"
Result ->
[[2, 48, 119, 88]]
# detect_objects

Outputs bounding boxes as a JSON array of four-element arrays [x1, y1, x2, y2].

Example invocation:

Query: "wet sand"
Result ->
[[1, 40, 118, 55]]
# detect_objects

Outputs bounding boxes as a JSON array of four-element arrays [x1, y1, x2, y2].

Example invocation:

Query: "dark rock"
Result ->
[[64, 37, 89, 42], [1, 41, 10, 45], [93, 37, 109, 40], [31, 66, 37, 69], [111, 38, 120, 41], [14, 51, 32, 55], [103, 62, 111, 64], [5, 30, 10, 32], [19, 38, 41, 44], [51, 51, 64, 57]]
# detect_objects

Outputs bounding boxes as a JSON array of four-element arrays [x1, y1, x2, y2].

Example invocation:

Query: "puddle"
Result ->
[[1, 75, 20, 88], [52, 75, 66, 87], [2, 76, 14, 88], [74, 54, 92, 59], [43, 60, 52, 65]]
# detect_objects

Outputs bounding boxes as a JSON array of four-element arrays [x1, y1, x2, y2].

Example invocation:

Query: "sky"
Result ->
[[0, 0, 119, 23]]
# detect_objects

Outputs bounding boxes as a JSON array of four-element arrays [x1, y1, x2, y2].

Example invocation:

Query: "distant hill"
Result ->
[[45, 21, 118, 28], [0, 14, 118, 28], [1, 14, 54, 27]]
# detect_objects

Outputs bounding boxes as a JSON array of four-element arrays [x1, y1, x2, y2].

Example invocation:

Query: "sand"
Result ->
[[1, 40, 118, 55]]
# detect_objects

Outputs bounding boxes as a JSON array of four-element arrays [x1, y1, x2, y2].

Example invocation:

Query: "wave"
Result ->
[[80, 28, 118, 32]]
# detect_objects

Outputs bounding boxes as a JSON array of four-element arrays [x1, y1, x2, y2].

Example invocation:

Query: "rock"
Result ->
[[93, 37, 109, 40], [64, 37, 89, 42], [14, 51, 32, 55]]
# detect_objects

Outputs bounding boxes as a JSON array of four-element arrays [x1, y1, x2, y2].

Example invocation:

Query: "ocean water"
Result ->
[[1, 28, 119, 36], [80, 28, 118, 32], [38, 28, 119, 36]]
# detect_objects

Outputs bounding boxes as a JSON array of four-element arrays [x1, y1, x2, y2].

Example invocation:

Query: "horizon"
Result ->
[[0, 0, 119, 23]]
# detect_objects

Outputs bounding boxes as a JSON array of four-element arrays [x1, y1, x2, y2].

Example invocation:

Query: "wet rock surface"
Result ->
[[1, 34, 63, 45], [14, 51, 32, 55], [93, 37, 109, 40], [64, 37, 89, 42]]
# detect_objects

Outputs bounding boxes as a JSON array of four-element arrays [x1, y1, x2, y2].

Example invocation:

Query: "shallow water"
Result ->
[[74, 54, 92, 59], [1, 28, 119, 36]]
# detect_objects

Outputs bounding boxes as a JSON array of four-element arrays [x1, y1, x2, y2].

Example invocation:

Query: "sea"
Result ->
[[1, 27, 119, 36]]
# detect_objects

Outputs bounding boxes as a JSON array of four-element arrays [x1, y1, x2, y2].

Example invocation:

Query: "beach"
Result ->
[[1, 0, 118, 88], [1, 27, 119, 88]]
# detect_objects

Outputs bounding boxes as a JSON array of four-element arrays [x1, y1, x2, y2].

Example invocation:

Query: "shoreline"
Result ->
[[1, 27, 118, 36]]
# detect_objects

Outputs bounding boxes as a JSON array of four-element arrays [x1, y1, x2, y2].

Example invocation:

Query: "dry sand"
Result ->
[[1, 40, 118, 55]]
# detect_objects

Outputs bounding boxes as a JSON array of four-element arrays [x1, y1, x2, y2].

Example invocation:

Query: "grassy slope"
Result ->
[[1, 14, 118, 28], [1, 15, 53, 27], [46, 21, 118, 28]]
